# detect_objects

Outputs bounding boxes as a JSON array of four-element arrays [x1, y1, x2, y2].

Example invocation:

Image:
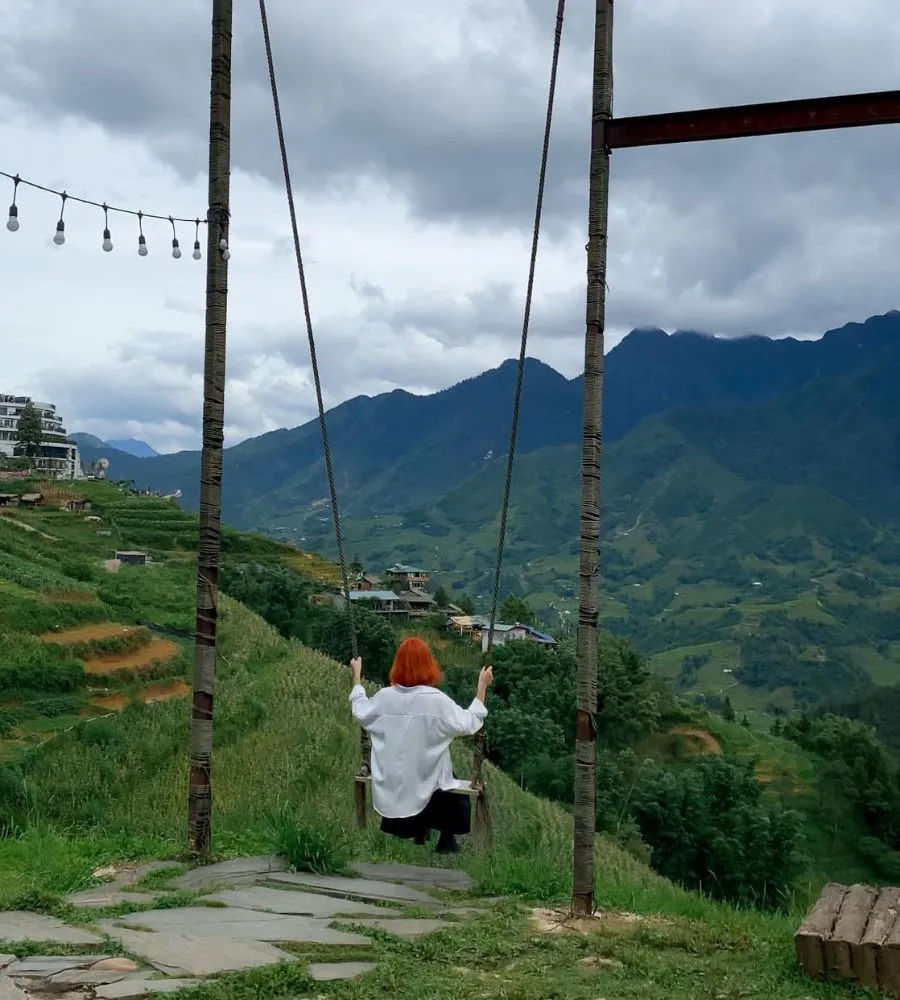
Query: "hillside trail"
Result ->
[[0, 857, 484, 993], [0, 514, 57, 541]]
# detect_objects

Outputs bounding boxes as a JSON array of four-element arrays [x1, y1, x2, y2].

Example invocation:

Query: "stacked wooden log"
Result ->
[[795, 883, 900, 992]]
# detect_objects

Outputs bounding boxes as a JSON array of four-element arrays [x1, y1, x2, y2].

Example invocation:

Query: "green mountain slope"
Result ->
[[307, 355, 900, 713]]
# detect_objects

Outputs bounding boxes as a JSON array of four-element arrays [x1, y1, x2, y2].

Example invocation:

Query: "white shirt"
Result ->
[[349, 683, 487, 819]]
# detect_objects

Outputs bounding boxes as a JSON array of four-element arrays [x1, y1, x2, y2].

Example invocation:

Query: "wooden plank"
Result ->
[[602, 89, 900, 149], [353, 776, 480, 798], [879, 892, 900, 994], [826, 883, 877, 981], [858, 886, 900, 989], [795, 883, 847, 980]]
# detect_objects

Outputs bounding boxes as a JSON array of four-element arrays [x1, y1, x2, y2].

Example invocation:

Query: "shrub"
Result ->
[[265, 803, 348, 875], [631, 755, 804, 908]]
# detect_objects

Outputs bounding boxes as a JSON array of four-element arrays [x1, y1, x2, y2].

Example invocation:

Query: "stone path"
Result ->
[[0, 858, 482, 998]]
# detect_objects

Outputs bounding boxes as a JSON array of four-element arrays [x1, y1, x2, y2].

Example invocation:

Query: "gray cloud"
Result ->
[[7, 0, 900, 450]]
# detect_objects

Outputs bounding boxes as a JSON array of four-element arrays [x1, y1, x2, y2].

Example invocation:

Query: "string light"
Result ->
[[53, 192, 67, 246], [1, 169, 211, 260], [169, 216, 182, 259], [137, 211, 148, 256]]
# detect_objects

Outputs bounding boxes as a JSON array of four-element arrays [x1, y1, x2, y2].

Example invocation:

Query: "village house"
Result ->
[[115, 550, 148, 566], [343, 590, 404, 615], [18, 492, 44, 508], [353, 572, 382, 592], [0, 493, 14, 507], [398, 588, 436, 616], [63, 497, 92, 511], [480, 622, 557, 652], [384, 563, 430, 591]]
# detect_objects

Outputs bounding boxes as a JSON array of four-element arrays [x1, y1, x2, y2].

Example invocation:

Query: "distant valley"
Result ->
[[73, 310, 900, 714]]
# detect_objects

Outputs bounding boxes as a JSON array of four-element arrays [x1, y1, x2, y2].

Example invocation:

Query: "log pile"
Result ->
[[796, 883, 900, 992]]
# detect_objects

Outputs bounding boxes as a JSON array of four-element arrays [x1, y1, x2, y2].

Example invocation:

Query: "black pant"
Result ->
[[380, 789, 471, 843]]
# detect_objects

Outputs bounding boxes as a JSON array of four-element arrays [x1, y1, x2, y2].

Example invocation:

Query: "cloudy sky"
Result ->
[[1, 0, 899, 452]]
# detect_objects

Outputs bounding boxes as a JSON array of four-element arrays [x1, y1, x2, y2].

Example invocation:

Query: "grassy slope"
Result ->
[[1, 600, 862, 1000], [303, 422, 900, 713], [0, 485, 879, 999]]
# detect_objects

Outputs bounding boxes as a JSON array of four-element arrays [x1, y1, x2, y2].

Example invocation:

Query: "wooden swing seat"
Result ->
[[354, 774, 481, 797], [353, 772, 484, 831]]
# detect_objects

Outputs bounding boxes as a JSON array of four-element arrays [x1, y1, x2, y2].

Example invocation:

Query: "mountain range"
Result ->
[[72, 435, 158, 459], [72, 310, 900, 714]]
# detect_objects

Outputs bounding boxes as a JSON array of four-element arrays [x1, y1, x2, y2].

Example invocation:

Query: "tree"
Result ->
[[456, 593, 475, 615], [631, 756, 803, 906], [722, 695, 736, 722], [500, 594, 537, 627], [15, 401, 43, 458], [433, 585, 450, 608], [188, 0, 233, 857], [573, 0, 613, 915]]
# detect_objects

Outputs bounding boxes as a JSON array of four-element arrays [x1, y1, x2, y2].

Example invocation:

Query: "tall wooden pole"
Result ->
[[187, 0, 233, 856], [572, 0, 613, 915]]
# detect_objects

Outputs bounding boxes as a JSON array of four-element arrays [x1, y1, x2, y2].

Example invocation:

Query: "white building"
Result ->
[[0, 395, 84, 479]]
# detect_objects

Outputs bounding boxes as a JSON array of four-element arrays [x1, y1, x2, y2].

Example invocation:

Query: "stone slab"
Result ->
[[5, 957, 109, 978], [0, 975, 26, 1000], [171, 855, 288, 891], [267, 872, 437, 906], [91, 959, 141, 973], [67, 889, 159, 909], [307, 962, 377, 982], [0, 913, 102, 945], [201, 887, 387, 918], [97, 927, 297, 977], [351, 863, 473, 891], [95, 979, 201, 1000], [349, 918, 451, 938], [102, 908, 370, 946], [46, 969, 135, 991]]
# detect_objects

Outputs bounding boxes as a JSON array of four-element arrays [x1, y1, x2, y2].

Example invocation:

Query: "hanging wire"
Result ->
[[257, 0, 358, 661], [472, 0, 567, 788], [0, 169, 206, 225]]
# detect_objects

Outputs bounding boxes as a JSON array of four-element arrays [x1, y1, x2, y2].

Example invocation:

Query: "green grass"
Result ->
[[0, 596, 878, 999], [0, 478, 892, 998]]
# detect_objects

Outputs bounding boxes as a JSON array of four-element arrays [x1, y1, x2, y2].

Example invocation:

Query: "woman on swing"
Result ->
[[349, 637, 492, 855]]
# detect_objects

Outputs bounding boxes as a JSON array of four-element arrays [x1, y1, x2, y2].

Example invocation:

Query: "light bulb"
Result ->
[[171, 238, 182, 259], [192, 240, 202, 260], [102, 227, 113, 252], [6, 205, 19, 232], [53, 220, 66, 246], [138, 234, 148, 257]]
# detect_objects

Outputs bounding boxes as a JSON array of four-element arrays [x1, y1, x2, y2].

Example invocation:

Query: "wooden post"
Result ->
[[572, 0, 613, 916], [859, 887, 900, 989], [794, 883, 846, 980], [187, 0, 233, 856], [826, 884, 877, 980]]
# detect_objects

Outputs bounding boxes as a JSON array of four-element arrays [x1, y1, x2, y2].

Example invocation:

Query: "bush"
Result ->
[[265, 803, 348, 874], [631, 755, 804, 907]]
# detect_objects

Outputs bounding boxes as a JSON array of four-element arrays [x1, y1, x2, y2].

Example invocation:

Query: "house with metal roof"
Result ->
[[384, 563, 430, 590]]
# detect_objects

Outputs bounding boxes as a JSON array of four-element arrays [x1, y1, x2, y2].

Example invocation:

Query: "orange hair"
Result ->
[[389, 636, 443, 688]]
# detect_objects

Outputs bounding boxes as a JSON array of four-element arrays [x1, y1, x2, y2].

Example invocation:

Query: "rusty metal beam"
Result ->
[[601, 90, 900, 150]]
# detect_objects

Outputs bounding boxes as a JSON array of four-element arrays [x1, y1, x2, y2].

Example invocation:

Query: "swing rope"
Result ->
[[472, 0, 566, 789], [257, 0, 358, 659], [258, 0, 565, 812]]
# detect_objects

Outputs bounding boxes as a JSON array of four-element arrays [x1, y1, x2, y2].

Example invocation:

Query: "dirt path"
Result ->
[[42, 623, 145, 643], [84, 638, 180, 676], [90, 678, 190, 711], [0, 514, 57, 540], [669, 726, 723, 755]]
